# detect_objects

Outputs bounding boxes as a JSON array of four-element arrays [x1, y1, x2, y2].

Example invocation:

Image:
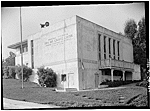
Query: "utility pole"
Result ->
[[20, 7, 24, 89]]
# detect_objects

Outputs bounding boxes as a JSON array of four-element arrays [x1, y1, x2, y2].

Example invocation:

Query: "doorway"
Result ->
[[68, 73, 74, 88]]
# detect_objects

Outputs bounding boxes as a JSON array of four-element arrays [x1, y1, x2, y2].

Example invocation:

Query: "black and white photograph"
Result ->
[[1, 2, 148, 109]]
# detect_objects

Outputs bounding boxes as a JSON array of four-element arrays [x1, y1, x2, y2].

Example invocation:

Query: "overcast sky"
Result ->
[[2, 3, 145, 59]]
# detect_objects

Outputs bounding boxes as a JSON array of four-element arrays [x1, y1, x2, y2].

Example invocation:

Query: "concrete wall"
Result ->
[[76, 16, 134, 90], [76, 16, 99, 90], [132, 64, 141, 80], [27, 16, 79, 90], [102, 75, 121, 82], [15, 52, 29, 66], [122, 37, 133, 62]]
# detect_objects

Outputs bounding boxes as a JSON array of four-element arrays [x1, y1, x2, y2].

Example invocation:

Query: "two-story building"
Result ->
[[8, 15, 141, 90]]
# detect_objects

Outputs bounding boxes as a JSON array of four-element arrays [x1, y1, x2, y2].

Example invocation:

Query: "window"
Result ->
[[31, 40, 34, 68], [23, 45, 28, 53], [104, 36, 106, 59], [113, 40, 115, 59], [117, 41, 120, 60], [109, 38, 111, 58], [98, 34, 101, 60], [61, 74, 66, 81], [19, 45, 28, 54]]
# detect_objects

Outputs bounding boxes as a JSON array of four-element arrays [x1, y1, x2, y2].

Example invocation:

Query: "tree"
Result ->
[[2, 51, 16, 67], [124, 19, 137, 40], [124, 17, 146, 80], [2, 51, 16, 78]]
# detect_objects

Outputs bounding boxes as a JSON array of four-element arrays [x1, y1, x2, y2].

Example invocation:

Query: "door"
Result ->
[[68, 73, 74, 88], [95, 74, 99, 88]]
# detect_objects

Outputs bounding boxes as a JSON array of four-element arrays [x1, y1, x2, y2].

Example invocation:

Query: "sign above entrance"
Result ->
[[45, 33, 73, 46]]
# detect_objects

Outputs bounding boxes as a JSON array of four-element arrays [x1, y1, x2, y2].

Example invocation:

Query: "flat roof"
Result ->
[[7, 40, 28, 49]]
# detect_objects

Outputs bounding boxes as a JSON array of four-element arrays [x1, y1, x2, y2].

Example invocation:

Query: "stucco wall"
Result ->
[[122, 37, 133, 62], [76, 16, 133, 90], [132, 64, 141, 80], [15, 52, 29, 66], [27, 16, 79, 89], [102, 75, 121, 82]]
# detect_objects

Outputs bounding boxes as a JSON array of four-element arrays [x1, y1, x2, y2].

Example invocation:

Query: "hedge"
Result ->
[[100, 80, 141, 87]]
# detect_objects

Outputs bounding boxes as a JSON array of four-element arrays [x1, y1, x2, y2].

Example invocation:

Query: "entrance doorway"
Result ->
[[68, 73, 74, 88]]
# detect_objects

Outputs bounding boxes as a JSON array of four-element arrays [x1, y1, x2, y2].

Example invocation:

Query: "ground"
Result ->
[[2, 79, 148, 108]]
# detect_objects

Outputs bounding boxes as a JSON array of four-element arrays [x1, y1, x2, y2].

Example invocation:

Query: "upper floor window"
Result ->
[[113, 40, 115, 59], [98, 34, 101, 60], [17, 45, 28, 54], [104, 36, 106, 59], [23, 45, 28, 53], [117, 41, 120, 60], [109, 38, 111, 58]]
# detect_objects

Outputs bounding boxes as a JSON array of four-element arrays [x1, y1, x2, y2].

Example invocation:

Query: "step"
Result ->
[[98, 85, 108, 89], [65, 88, 77, 92]]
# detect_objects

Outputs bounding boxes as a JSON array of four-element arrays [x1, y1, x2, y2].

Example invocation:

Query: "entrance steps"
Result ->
[[55, 87, 77, 92], [65, 88, 77, 92], [98, 85, 108, 89]]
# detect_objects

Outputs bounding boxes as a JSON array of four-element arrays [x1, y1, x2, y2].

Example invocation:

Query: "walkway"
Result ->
[[3, 98, 60, 109]]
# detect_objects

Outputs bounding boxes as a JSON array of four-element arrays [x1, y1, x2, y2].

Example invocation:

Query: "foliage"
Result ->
[[37, 67, 57, 87], [8, 66, 16, 79], [2, 52, 16, 78], [3, 66, 9, 79], [136, 80, 148, 88], [124, 17, 146, 80], [2, 51, 16, 67], [124, 19, 137, 40], [15, 65, 32, 81], [100, 80, 141, 87]]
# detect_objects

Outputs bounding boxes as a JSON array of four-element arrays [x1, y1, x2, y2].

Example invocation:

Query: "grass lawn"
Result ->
[[3, 79, 148, 107]]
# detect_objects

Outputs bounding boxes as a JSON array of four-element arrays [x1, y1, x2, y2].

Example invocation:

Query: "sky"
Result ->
[[1, 3, 145, 59]]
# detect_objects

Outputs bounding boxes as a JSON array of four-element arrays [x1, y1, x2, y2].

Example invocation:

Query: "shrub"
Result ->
[[37, 67, 57, 87], [136, 80, 148, 88], [8, 66, 16, 79], [3, 66, 9, 79], [15, 65, 32, 81], [100, 80, 141, 87]]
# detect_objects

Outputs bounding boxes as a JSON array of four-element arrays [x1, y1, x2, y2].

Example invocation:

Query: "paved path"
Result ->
[[3, 98, 60, 109]]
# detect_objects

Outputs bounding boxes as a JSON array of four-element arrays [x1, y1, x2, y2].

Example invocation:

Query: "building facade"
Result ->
[[8, 15, 141, 90]]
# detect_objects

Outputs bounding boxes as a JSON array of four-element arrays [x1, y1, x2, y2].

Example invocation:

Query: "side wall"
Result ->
[[28, 16, 79, 90], [77, 16, 99, 90], [15, 52, 29, 66], [76, 16, 134, 90], [132, 64, 141, 80], [122, 37, 134, 62]]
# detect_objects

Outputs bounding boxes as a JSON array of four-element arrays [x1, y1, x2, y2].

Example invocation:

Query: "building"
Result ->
[[8, 15, 141, 90]]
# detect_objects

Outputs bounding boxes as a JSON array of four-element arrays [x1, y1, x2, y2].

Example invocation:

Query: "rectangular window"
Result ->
[[31, 40, 34, 68], [61, 74, 66, 81], [104, 36, 106, 59], [98, 34, 101, 60], [117, 41, 120, 60], [109, 38, 111, 58], [113, 40, 115, 59]]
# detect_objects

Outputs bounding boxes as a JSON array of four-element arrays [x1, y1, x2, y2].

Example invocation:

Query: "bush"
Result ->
[[136, 80, 148, 88], [3, 66, 9, 79], [15, 65, 32, 81], [100, 80, 141, 87], [8, 66, 16, 79], [37, 67, 57, 87]]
